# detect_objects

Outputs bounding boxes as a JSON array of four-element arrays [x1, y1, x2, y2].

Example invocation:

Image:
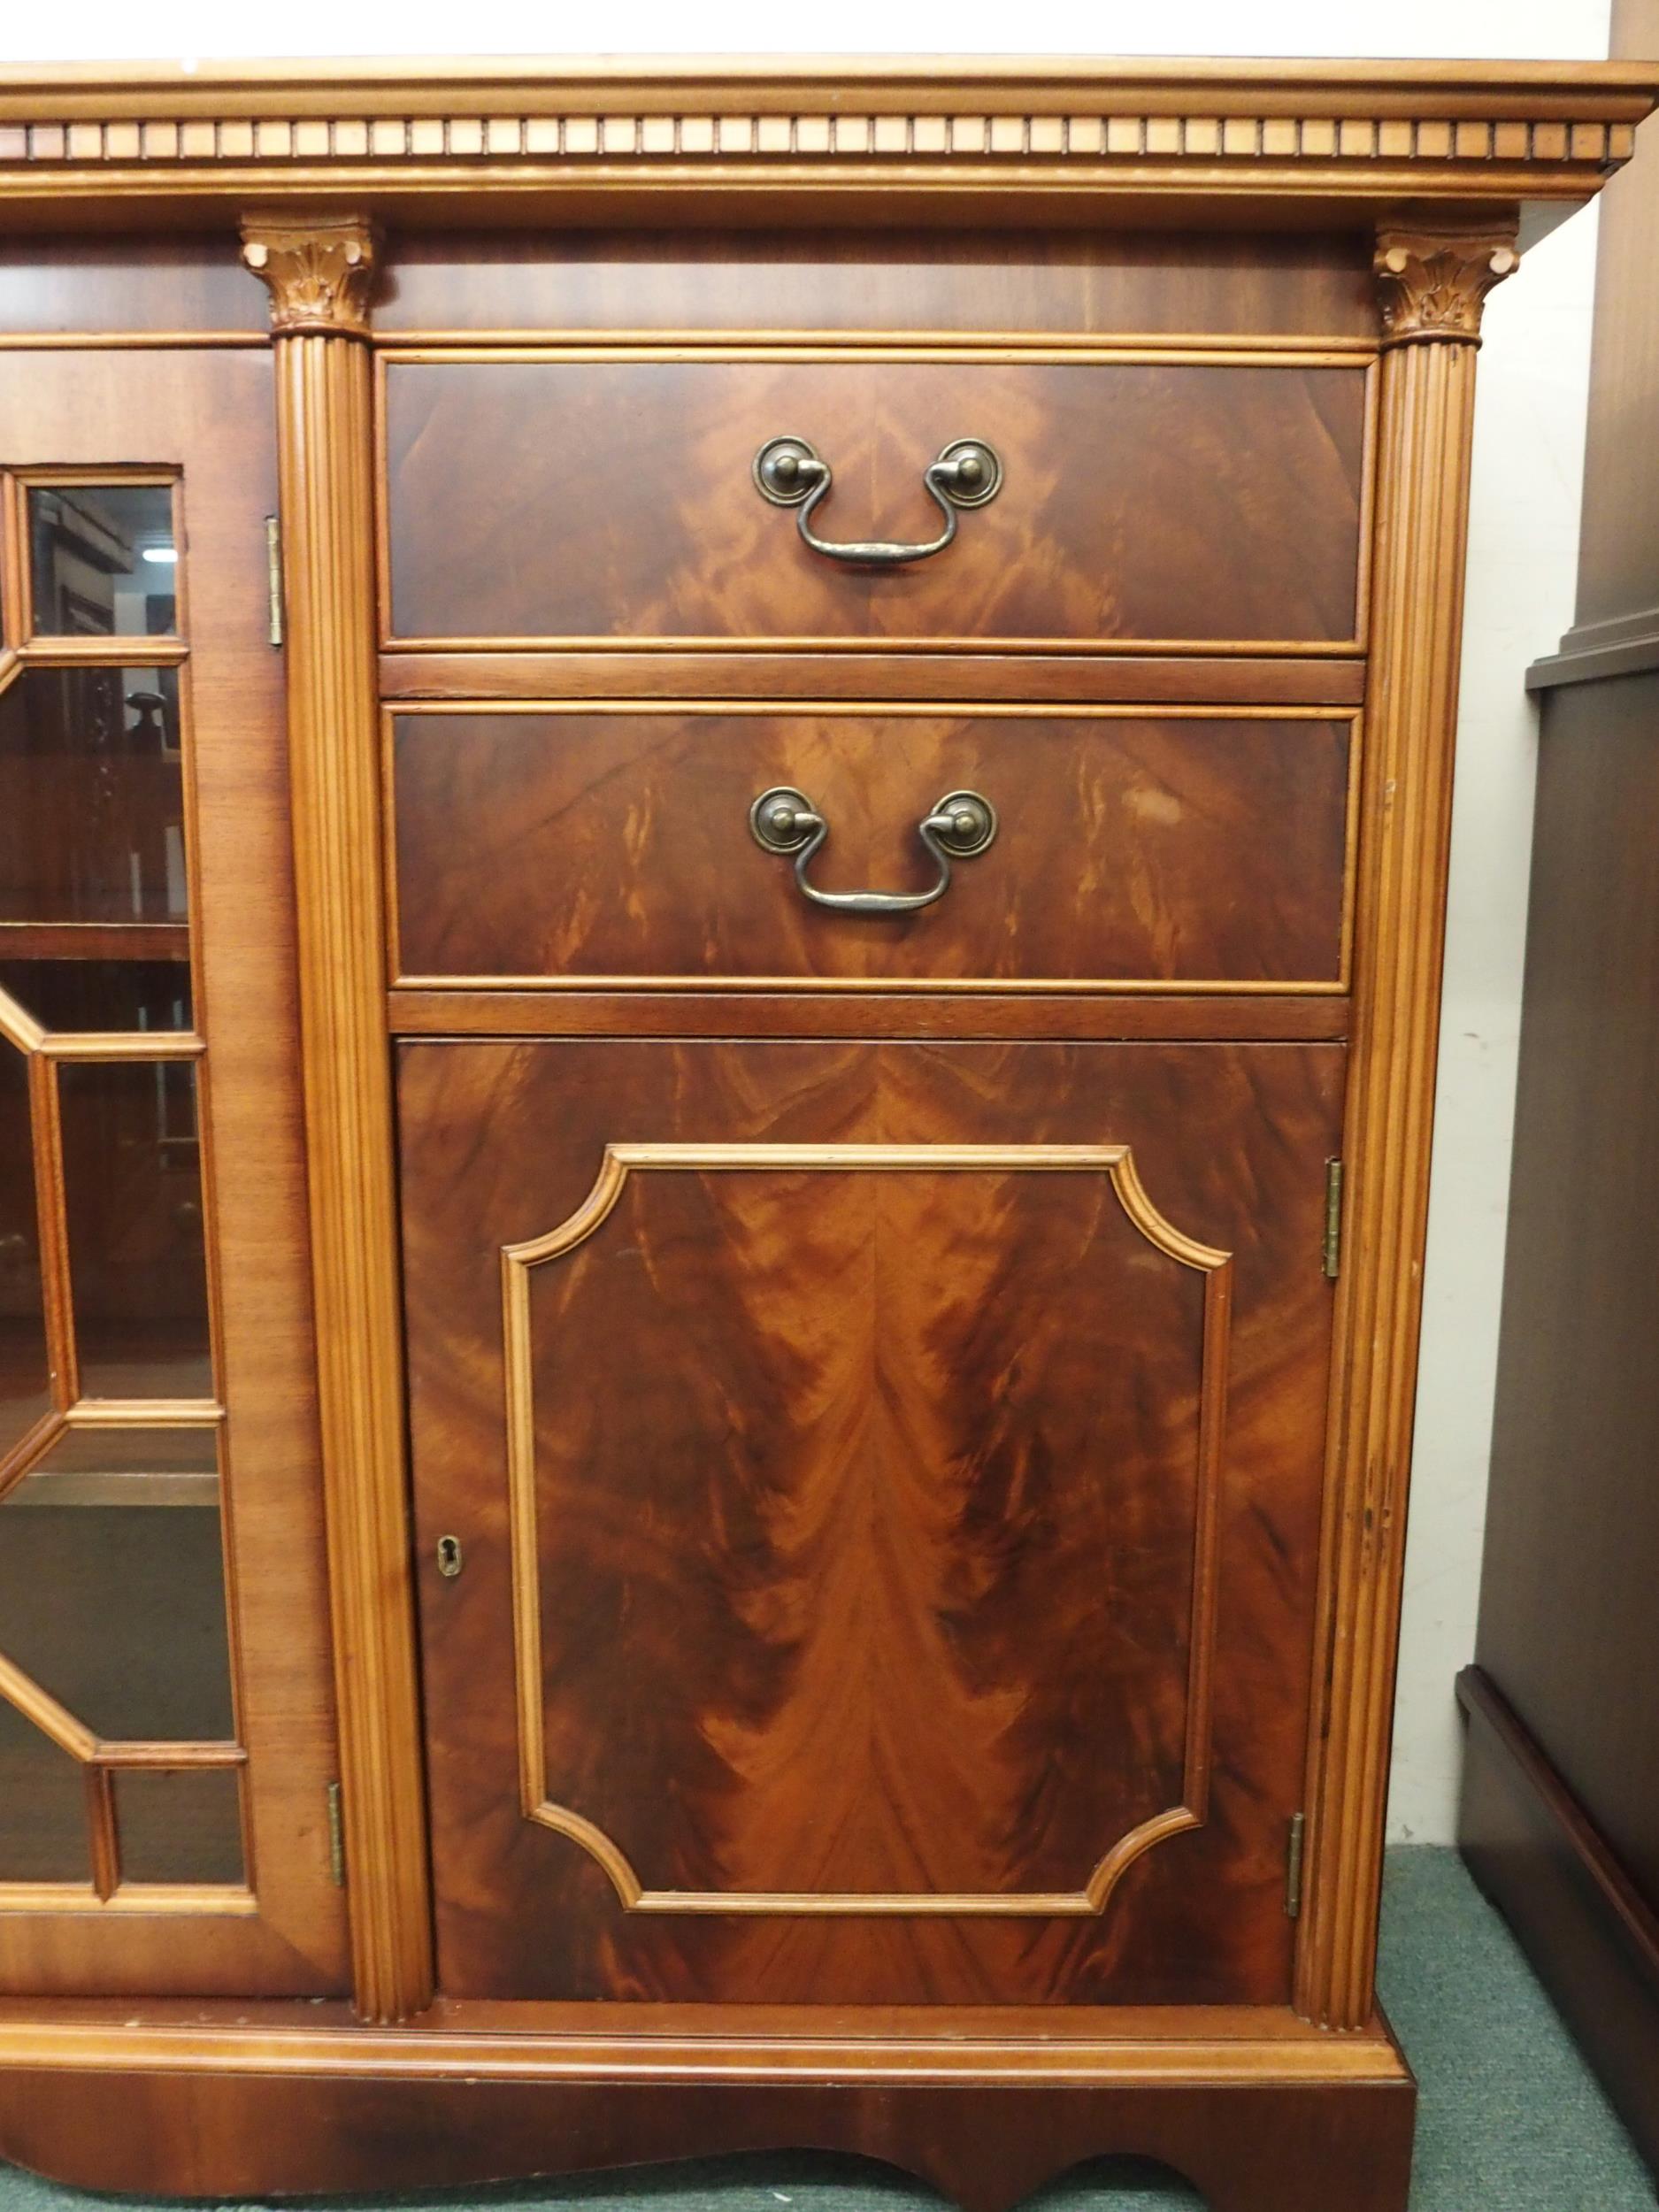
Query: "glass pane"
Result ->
[[28, 483, 178, 638], [59, 1057, 211, 1399], [0, 1699, 88, 1883], [115, 1766, 243, 1886], [0, 1427, 233, 1740], [0, 664, 185, 931], [0, 958, 191, 1034], [0, 1044, 50, 1462]]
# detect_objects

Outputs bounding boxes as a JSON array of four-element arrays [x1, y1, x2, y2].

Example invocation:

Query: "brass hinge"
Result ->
[[1322, 1158, 1344, 1280], [265, 514, 284, 646], [1286, 1810, 1306, 1918], [326, 1780, 346, 1886]]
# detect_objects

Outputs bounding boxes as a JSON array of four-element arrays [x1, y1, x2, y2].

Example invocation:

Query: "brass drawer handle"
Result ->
[[749, 787, 996, 915], [752, 434, 1002, 566]]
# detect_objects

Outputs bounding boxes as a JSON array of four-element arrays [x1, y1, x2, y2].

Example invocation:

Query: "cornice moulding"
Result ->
[[0, 58, 1650, 221], [1, 56, 1656, 111]]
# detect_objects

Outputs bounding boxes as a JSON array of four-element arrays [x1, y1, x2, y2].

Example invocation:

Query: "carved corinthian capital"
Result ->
[[241, 211, 380, 337], [1373, 223, 1520, 346]]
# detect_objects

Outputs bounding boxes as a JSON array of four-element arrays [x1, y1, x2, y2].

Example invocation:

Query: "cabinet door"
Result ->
[[402, 1039, 1341, 2006], [0, 353, 348, 1993]]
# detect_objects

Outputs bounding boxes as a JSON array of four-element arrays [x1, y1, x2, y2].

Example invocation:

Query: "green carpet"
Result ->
[[1379, 1848, 1654, 2210], [0, 1849, 1651, 2210]]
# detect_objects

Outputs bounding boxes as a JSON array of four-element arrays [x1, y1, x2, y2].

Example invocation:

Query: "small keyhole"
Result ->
[[436, 1534, 464, 1578]]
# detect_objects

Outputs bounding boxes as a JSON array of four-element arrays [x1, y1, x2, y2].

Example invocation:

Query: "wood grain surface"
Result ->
[[499, 1139, 1231, 1917], [0, 56, 1647, 242], [374, 225, 1379, 338], [380, 649, 1368, 710], [0, 2043, 1417, 2212], [247, 216, 434, 2024], [1474, 667, 1659, 1911], [0, 238, 265, 337], [389, 707, 1356, 990], [381, 354, 1370, 649], [1459, 1664, 1659, 2180], [400, 1037, 1343, 2006], [1293, 230, 1514, 2034], [386, 989, 1350, 1043]]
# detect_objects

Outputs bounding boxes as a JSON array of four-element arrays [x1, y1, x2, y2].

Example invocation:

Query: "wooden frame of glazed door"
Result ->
[[0, 346, 349, 1996]]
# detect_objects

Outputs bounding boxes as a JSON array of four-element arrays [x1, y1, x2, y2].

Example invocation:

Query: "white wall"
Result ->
[[1393, 204, 1601, 1839], [7, 0, 1607, 1841]]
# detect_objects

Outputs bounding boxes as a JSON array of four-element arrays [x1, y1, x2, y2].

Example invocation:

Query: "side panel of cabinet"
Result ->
[[0, 350, 348, 1993], [401, 1038, 1342, 2007]]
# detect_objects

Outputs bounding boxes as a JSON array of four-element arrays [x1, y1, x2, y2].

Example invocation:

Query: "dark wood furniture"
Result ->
[[1459, 0, 1659, 2178], [0, 58, 1651, 2212]]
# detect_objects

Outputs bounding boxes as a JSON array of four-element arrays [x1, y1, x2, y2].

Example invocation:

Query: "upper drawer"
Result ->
[[388, 704, 1356, 992], [380, 352, 1372, 651]]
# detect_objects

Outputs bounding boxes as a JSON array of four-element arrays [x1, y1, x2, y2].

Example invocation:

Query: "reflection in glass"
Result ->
[[11, 1422, 218, 1506], [115, 1766, 243, 1886], [28, 483, 178, 638], [0, 665, 185, 931], [0, 1046, 50, 1463], [0, 1425, 233, 1740], [0, 1700, 88, 1884], [0, 959, 192, 1035], [59, 1058, 212, 1400]]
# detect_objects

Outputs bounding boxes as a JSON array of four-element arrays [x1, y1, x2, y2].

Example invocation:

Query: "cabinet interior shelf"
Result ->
[[0, 921, 189, 959], [7, 1469, 219, 1509]]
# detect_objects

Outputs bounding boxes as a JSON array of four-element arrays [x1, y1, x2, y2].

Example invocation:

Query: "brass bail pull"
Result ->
[[751, 435, 1002, 566], [749, 787, 997, 916]]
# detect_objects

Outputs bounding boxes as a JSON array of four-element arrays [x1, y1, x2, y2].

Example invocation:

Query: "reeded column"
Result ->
[[1295, 220, 1519, 2032], [242, 211, 433, 2023]]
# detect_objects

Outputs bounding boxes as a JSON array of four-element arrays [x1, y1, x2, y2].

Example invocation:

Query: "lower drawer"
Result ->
[[388, 704, 1358, 990]]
